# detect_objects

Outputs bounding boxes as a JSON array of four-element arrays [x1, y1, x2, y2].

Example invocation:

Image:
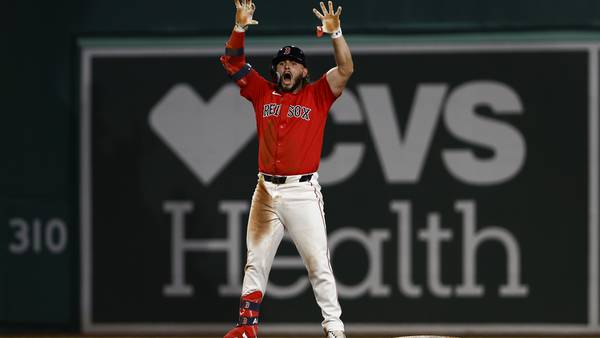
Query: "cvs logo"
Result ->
[[324, 80, 525, 186], [150, 80, 525, 186]]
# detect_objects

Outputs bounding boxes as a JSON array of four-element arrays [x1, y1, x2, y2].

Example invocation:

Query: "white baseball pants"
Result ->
[[241, 172, 344, 332]]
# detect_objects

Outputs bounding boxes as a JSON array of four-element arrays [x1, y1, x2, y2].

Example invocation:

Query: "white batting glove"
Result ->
[[313, 1, 343, 38]]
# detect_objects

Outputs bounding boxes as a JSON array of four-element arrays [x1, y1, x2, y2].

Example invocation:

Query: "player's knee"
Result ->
[[304, 255, 333, 278]]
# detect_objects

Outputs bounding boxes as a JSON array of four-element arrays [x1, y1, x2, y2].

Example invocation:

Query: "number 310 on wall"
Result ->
[[8, 218, 68, 255]]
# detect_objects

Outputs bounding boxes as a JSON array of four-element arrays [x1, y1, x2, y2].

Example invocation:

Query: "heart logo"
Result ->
[[149, 84, 256, 185]]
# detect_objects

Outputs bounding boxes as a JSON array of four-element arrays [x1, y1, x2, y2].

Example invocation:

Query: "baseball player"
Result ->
[[220, 0, 353, 337]]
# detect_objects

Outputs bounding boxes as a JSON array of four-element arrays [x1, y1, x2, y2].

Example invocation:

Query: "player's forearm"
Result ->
[[225, 28, 246, 58], [332, 35, 354, 78], [221, 29, 247, 75], [220, 28, 251, 86], [223, 0, 258, 66]]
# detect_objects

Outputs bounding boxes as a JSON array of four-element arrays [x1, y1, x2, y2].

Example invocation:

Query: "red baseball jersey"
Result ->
[[239, 70, 338, 175]]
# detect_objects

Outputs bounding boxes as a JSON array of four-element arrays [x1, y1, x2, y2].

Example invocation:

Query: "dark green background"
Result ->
[[3, 0, 600, 332], [88, 50, 588, 324]]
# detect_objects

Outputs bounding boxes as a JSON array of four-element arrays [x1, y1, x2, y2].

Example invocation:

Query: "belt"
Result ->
[[262, 174, 313, 184]]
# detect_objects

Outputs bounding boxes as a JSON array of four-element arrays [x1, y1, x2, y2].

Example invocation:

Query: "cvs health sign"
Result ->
[[80, 41, 599, 335]]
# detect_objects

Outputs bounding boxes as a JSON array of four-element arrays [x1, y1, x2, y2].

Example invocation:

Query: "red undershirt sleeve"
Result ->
[[220, 29, 269, 103]]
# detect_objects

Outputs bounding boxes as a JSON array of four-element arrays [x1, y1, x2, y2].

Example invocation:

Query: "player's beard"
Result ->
[[278, 72, 305, 93]]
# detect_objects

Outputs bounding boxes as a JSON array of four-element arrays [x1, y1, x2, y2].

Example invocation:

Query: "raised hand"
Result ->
[[234, 0, 259, 30], [313, 1, 342, 34]]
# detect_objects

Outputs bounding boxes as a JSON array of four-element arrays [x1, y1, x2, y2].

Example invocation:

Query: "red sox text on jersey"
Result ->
[[263, 104, 312, 121], [220, 31, 338, 175], [241, 70, 337, 175]]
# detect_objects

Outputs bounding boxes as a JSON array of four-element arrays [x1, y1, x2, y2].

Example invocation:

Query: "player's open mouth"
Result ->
[[283, 72, 292, 81]]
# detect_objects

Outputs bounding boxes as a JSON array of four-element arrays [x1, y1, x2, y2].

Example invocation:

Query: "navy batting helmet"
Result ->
[[272, 45, 306, 67]]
